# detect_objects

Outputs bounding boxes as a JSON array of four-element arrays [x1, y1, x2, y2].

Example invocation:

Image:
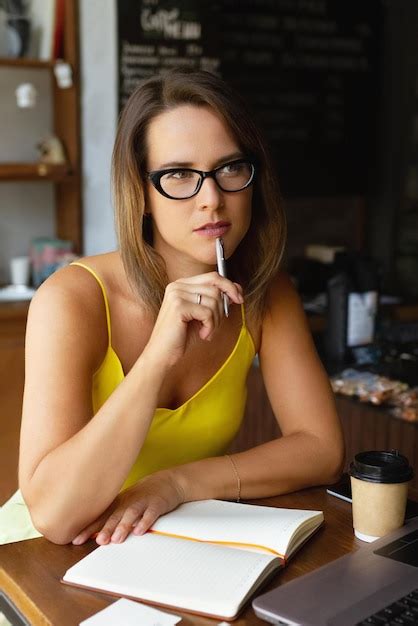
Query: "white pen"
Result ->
[[215, 237, 229, 317]]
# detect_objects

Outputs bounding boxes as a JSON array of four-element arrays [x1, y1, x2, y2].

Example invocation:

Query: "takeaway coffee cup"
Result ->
[[349, 450, 413, 542]]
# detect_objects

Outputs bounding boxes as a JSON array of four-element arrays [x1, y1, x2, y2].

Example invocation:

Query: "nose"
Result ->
[[196, 175, 224, 211]]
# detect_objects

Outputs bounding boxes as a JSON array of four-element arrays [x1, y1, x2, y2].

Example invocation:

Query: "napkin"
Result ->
[[0, 489, 42, 544]]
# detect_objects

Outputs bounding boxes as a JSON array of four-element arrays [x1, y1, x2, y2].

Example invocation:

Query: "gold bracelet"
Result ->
[[225, 454, 241, 502]]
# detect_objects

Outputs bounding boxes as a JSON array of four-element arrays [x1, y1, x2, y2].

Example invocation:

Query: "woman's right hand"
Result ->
[[142, 272, 244, 369]]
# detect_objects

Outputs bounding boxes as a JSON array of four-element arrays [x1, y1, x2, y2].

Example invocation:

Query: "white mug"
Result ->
[[10, 256, 30, 286], [15, 82, 37, 108]]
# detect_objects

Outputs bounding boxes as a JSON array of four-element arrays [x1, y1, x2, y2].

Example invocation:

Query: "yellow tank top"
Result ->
[[72, 262, 256, 490]]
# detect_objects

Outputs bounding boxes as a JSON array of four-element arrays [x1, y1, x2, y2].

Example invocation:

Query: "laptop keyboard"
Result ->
[[357, 588, 418, 625]]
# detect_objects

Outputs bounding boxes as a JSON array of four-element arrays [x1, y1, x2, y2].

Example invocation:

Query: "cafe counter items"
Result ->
[[332, 369, 418, 422], [0, 254, 35, 302], [30, 237, 75, 287], [0, 237, 76, 302]]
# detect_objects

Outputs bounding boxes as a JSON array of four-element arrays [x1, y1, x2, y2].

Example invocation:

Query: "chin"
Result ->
[[195, 242, 232, 267], [194, 251, 218, 269]]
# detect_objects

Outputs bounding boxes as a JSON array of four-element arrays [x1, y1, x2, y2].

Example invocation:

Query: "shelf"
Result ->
[[0, 163, 71, 182], [0, 57, 54, 69], [0, 1, 82, 253]]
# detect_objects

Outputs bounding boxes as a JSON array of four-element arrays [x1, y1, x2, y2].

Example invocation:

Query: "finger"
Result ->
[[176, 289, 222, 329], [189, 285, 225, 320], [215, 278, 243, 306], [110, 505, 145, 543], [72, 517, 105, 545], [170, 283, 223, 307], [133, 505, 162, 536], [195, 294, 222, 331], [233, 282, 245, 298], [187, 303, 218, 341], [172, 281, 220, 295], [177, 273, 244, 304], [166, 289, 220, 340], [95, 511, 124, 545]]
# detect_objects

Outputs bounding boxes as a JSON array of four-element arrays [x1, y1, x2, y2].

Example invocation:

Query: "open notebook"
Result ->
[[62, 499, 323, 621]]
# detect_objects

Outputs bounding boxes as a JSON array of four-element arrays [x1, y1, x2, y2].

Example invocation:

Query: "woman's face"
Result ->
[[145, 104, 253, 277]]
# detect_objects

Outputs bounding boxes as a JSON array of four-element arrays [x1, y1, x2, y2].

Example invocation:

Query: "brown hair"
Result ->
[[112, 69, 286, 322]]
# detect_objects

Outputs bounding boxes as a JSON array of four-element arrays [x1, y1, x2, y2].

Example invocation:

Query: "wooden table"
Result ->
[[0, 487, 361, 626]]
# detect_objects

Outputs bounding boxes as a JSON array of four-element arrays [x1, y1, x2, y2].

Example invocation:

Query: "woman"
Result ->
[[19, 69, 344, 546]]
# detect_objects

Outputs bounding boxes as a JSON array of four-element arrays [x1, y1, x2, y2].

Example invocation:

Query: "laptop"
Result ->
[[252, 516, 418, 626]]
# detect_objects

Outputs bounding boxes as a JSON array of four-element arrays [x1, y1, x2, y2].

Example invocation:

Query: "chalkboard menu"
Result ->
[[117, 0, 382, 195], [118, 0, 221, 108]]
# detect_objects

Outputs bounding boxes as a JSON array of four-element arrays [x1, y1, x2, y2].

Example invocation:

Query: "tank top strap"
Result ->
[[240, 302, 247, 328], [71, 262, 112, 346]]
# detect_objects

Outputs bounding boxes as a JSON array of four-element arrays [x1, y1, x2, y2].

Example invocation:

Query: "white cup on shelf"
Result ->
[[10, 256, 30, 287], [15, 82, 37, 108]]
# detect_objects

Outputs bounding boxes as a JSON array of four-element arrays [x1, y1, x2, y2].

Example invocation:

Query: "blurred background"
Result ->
[[2, 5, 418, 623], [1, 0, 418, 501], [0, 0, 417, 297]]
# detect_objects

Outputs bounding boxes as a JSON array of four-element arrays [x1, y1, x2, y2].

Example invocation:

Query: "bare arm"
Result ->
[[19, 270, 166, 544], [19, 266, 243, 544], [173, 272, 345, 502]]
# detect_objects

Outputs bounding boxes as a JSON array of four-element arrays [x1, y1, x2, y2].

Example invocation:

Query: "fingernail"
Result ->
[[72, 536, 83, 545], [134, 525, 144, 536], [96, 532, 108, 544]]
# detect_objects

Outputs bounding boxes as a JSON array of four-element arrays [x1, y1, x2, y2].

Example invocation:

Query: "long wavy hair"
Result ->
[[112, 69, 286, 322]]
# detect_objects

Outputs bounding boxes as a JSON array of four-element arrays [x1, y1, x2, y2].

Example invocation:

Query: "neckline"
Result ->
[[75, 259, 256, 411], [97, 323, 255, 413], [157, 323, 255, 413]]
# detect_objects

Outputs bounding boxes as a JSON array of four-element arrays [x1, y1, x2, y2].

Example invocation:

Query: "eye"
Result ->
[[218, 161, 245, 176], [165, 169, 194, 180]]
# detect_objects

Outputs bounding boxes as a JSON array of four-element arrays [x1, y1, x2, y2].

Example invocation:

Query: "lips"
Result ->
[[193, 221, 231, 238], [194, 221, 230, 231]]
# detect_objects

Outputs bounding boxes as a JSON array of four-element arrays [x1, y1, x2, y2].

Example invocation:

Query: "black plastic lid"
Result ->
[[349, 450, 413, 484]]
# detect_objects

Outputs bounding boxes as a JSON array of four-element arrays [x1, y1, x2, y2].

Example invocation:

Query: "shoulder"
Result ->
[[29, 252, 118, 319], [259, 270, 310, 346], [27, 252, 121, 371], [246, 272, 303, 353], [264, 271, 303, 319]]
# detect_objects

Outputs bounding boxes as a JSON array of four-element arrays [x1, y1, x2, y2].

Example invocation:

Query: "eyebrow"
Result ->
[[156, 151, 245, 170]]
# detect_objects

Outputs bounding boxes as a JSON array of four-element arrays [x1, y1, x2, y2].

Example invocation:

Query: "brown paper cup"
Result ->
[[350, 476, 408, 541], [349, 450, 413, 543]]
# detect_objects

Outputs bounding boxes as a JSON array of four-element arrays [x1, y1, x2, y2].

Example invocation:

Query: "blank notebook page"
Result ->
[[151, 499, 322, 556], [63, 533, 276, 618]]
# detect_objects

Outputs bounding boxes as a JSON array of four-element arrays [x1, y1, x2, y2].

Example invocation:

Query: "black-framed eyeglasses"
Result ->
[[147, 158, 255, 200]]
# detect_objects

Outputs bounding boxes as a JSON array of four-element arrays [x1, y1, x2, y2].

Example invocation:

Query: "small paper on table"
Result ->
[[78, 598, 181, 626]]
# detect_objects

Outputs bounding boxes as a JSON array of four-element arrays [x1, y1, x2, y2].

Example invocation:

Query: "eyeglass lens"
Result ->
[[159, 161, 253, 199]]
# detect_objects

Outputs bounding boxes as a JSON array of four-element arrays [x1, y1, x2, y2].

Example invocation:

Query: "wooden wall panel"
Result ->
[[0, 305, 27, 504], [228, 365, 280, 453]]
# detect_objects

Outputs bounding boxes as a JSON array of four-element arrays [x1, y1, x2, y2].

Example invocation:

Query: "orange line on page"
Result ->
[[148, 530, 286, 561]]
